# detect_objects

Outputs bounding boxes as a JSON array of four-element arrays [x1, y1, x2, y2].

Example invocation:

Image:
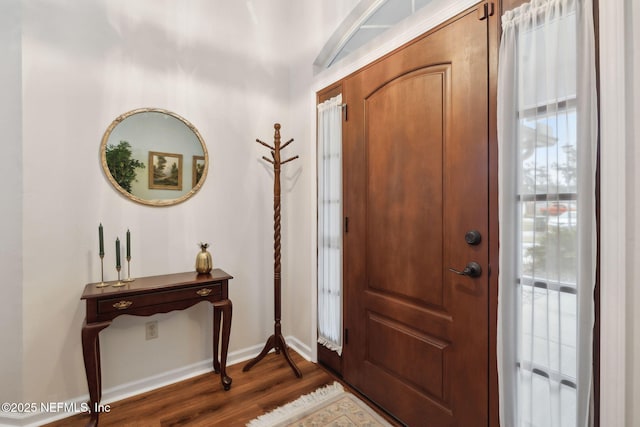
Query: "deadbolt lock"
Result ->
[[465, 230, 482, 245]]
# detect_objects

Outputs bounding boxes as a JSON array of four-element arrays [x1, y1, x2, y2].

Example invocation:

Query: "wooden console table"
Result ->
[[80, 269, 233, 426]]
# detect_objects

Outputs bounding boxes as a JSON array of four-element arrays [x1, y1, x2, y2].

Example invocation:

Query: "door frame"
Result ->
[[313, 1, 501, 425]]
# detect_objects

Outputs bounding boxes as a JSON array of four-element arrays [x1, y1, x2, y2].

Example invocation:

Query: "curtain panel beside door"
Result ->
[[317, 94, 343, 355], [497, 0, 598, 426]]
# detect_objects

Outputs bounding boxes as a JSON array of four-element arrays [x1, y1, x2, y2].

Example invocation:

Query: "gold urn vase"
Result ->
[[195, 243, 213, 274]]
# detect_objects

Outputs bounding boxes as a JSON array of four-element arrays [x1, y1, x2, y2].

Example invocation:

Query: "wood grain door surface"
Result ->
[[342, 6, 490, 426]]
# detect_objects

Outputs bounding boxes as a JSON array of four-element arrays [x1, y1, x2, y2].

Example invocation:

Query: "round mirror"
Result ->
[[100, 108, 208, 206]]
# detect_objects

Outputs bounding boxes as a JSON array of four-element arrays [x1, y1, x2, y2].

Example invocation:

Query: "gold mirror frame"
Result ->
[[100, 108, 209, 207]]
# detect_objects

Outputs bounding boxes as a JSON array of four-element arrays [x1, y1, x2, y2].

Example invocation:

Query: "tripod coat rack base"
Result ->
[[243, 123, 301, 378]]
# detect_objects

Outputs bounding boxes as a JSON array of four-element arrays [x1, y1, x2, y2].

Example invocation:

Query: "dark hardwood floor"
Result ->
[[45, 351, 400, 426]]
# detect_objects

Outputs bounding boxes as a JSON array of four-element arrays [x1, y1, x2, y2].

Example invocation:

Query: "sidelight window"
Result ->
[[317, 94, 344, 355], [497, 0, 598, 426]]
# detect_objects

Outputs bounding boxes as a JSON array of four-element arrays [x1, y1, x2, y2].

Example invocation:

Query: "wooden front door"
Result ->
[[342, 6, 491, 426]]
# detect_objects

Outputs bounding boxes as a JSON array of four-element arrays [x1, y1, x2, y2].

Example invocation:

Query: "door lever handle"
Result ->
[[448, 262, 482, 278]]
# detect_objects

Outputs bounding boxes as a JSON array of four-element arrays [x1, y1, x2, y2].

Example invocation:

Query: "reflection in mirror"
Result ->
[[101, 108, 208, 206]]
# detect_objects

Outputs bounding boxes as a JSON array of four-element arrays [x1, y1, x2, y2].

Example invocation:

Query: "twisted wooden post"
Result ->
[[243, 123, 301, 378]]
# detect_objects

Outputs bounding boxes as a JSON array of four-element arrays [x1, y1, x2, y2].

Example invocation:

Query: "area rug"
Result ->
[[247, 382, 393, 427]]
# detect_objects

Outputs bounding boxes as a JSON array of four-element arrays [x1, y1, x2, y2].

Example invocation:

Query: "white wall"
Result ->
[[627, 0, 640, 424], [0, 0, 23, 406], [599, 0, 639, 425], [19, 0, 293, 407], [6, 0, 365, 416]]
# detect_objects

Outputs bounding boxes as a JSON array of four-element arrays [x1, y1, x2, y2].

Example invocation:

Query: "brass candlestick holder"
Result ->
[[123, 256, 135, 282], [95, 254, 109, 288], [113, 265, 125, 287]]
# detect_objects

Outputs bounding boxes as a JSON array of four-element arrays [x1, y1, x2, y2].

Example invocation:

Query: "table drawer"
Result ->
[[99, 284, 222, 314]]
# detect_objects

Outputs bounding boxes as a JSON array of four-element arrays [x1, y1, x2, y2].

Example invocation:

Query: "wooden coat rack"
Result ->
[[243, 123, 302, 378]]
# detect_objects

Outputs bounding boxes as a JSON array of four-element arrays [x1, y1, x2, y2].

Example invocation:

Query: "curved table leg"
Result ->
[[81, 319, 111, 427], [213, 305, 222, 374], [213, 300, 233, 390]]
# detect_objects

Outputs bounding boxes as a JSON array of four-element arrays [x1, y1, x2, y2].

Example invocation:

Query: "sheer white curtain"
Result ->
[[497, 0, 597, 426], [317, 94, 343, 355]]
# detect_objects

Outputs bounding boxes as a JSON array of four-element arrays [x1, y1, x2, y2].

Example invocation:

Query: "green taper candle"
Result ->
[[116, 238, 121, 268], [126, 229, 131, 258], [99, 223, 104, 257]]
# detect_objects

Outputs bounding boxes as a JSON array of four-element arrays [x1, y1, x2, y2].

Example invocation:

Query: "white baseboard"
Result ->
[[0, 338, 312, 427], [285, 335, 312, 362]]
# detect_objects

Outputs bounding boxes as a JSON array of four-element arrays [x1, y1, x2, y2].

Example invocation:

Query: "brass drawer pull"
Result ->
[[113, 300, 133, 310], [196, 288, 212, 297]]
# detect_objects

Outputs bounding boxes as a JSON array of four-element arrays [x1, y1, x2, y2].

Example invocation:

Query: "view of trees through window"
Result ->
[[519, 107, 577, 283], [518, 105, 579, 419]]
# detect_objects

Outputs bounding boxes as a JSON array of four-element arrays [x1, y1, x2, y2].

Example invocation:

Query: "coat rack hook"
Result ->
[[281, 155, 299, 165], [256, 138, 275, 150]]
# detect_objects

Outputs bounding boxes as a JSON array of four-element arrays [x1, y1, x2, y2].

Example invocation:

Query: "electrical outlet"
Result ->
[[145, 321, 158, 340]]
